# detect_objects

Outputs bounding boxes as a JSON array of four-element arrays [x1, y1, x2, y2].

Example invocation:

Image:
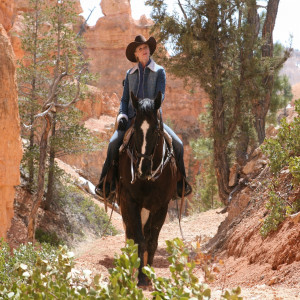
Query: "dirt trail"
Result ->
[[75, 205, 300, 299]]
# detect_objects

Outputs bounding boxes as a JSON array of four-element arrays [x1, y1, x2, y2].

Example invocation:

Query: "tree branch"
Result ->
[[177, 0, 188, 20]]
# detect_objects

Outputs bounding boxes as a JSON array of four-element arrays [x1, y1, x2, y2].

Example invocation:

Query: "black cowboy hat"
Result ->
[[126, 35, 157, 62]]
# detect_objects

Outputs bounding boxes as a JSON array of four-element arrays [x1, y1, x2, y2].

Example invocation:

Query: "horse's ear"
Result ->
[[131, 91, 139, 110], [154, 91, 162, 110]]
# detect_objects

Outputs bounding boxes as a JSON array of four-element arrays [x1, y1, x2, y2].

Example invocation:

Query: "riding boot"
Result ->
[[95, 127, 125, 198], [95, 162, 112, 199], [95, 164, 117, 199]]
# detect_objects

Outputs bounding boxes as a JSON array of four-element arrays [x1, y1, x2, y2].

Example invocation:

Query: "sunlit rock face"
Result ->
[[0, 24, 23, 239], [0, 0, 14, 31]]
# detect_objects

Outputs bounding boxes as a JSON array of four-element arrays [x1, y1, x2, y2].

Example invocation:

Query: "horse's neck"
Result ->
[[152, 128, 165, 166]]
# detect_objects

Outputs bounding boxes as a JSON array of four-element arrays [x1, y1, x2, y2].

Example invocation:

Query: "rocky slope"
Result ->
[[205, 94, 300, 289]]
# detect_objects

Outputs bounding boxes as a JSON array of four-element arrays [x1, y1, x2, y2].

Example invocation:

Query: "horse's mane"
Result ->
[[137, 98, 155, 117]]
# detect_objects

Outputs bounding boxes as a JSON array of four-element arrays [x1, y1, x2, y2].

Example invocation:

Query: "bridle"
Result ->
[[127, 111, 173, 184]]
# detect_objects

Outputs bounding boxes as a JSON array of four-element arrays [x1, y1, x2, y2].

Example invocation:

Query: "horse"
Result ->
[[117, 91, 178, 286]]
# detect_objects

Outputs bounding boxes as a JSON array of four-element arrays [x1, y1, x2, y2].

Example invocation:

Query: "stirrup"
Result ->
[[177, 179, 192, 197]]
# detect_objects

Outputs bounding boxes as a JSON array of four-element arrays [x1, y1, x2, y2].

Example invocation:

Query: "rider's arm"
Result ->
[[155, 68, 166, 103], [118, 71, 130, 123]]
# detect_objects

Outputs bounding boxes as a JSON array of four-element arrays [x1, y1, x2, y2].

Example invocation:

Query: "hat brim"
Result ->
[[126, 36, 156, 62]]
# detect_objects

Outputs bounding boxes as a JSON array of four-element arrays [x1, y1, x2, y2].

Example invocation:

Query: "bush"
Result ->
[[143, 238, 212, 299], [35, 228, 64, 247], [262, 99, 300, 181], [260, 99, 300, 237], [54, 184, 118, 240], [260, 179, 300, 238], [190, 137, 221, 212], [260, 189, 287, 238], [0, 239, 242, 299]]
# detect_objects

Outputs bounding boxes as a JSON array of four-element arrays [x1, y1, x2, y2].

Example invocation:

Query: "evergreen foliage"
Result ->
[[260, 99, 299, 237], [17, 0, 102, 237], [146, 0, 290, 203], [268, 44, 293, 124], [190, 137, 220, 212], [18, 0, 100, 187], [262, 99, 300, 179]]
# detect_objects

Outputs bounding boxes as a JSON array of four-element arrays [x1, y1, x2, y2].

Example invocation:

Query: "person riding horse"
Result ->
[[95, 35, 192, 198]]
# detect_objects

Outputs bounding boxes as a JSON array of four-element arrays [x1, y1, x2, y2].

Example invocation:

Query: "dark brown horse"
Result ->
[[117, 91, 178, 286]]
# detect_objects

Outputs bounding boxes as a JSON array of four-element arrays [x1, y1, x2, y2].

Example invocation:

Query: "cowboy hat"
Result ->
[[126, 35, 157, 62]]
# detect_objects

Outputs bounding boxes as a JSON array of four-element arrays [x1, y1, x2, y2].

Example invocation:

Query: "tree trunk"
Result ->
[[27, 114, 52, 242], [44, 114, 56, 210], [253, 0, 280, 144], [213, 140, 231, 205], [28, 117, 35, 190], [213, 86, 232, 205]]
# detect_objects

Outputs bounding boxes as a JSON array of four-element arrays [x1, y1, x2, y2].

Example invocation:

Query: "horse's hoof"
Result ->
[[137, 277, 151, 288]]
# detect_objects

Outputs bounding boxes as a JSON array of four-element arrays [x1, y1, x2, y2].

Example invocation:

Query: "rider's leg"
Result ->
[[163, 124, 192, 197], [95, 129, 125, 198]]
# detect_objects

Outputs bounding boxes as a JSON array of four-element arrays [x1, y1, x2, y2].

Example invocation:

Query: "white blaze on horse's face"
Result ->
[[138, 120, 150, 174]]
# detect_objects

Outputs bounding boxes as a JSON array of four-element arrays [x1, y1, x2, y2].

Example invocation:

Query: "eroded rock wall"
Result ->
[[0, 24, 23, 239], [0, 0, 14, 31]]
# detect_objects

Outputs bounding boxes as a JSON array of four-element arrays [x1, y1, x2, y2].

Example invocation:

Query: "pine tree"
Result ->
[[18, 0, 99, 241], [146, 0, 290, 204], [18, 0, 49, 190]]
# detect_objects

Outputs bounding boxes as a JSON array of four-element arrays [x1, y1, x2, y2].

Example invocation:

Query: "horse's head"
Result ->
[[131, 91, 162, 180]]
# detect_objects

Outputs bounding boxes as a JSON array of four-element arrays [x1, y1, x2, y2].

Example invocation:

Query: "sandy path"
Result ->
[[74, 206, 300, 299]]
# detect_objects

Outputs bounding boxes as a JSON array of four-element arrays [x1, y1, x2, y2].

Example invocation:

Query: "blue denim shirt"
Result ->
[[118, 59, 166, 121]]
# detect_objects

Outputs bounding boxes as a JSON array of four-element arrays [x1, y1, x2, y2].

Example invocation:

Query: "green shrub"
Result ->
[[35, 228, 64, 247], [55, 184, 118, 239], [190, 137, 221, 212], [260, 189, 287, 238], [262, 99, 300, 181], [0, 239, 242, 299], [99, 239, 144, 299], [0, 240, 62, 287], [260, 99, 300, 237], [289, 156, 300, 185], [144, 238, 212, 299], [144, 238, 242, 299]]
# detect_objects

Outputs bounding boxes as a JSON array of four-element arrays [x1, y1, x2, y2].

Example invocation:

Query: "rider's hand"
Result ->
[[117, 117, 128, 131]]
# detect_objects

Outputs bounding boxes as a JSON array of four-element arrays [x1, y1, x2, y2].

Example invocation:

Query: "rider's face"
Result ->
[[134, 44, 150, 63]]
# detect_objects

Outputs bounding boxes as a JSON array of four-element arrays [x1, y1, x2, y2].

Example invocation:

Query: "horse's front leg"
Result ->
[[122, 200, 148, 286], [145, 205, 168, 267]]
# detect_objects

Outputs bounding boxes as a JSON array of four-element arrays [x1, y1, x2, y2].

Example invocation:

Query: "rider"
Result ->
[[95, 35, 192, 198]]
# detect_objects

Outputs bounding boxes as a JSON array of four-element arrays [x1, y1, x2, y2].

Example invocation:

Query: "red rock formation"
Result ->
[[0, 24, 23, 239], [0, 0, 14, 31]]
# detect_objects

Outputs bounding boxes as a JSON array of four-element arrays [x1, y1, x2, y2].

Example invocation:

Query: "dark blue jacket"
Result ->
[[118, 59, 166, 122]]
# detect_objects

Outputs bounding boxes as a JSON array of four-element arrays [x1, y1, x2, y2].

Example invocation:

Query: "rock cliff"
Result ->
[[0, 0, 14, 31], [0, 23, 23, 239]]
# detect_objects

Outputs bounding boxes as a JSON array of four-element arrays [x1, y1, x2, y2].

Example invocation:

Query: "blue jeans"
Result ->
[[99, 121, 186, 180]]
